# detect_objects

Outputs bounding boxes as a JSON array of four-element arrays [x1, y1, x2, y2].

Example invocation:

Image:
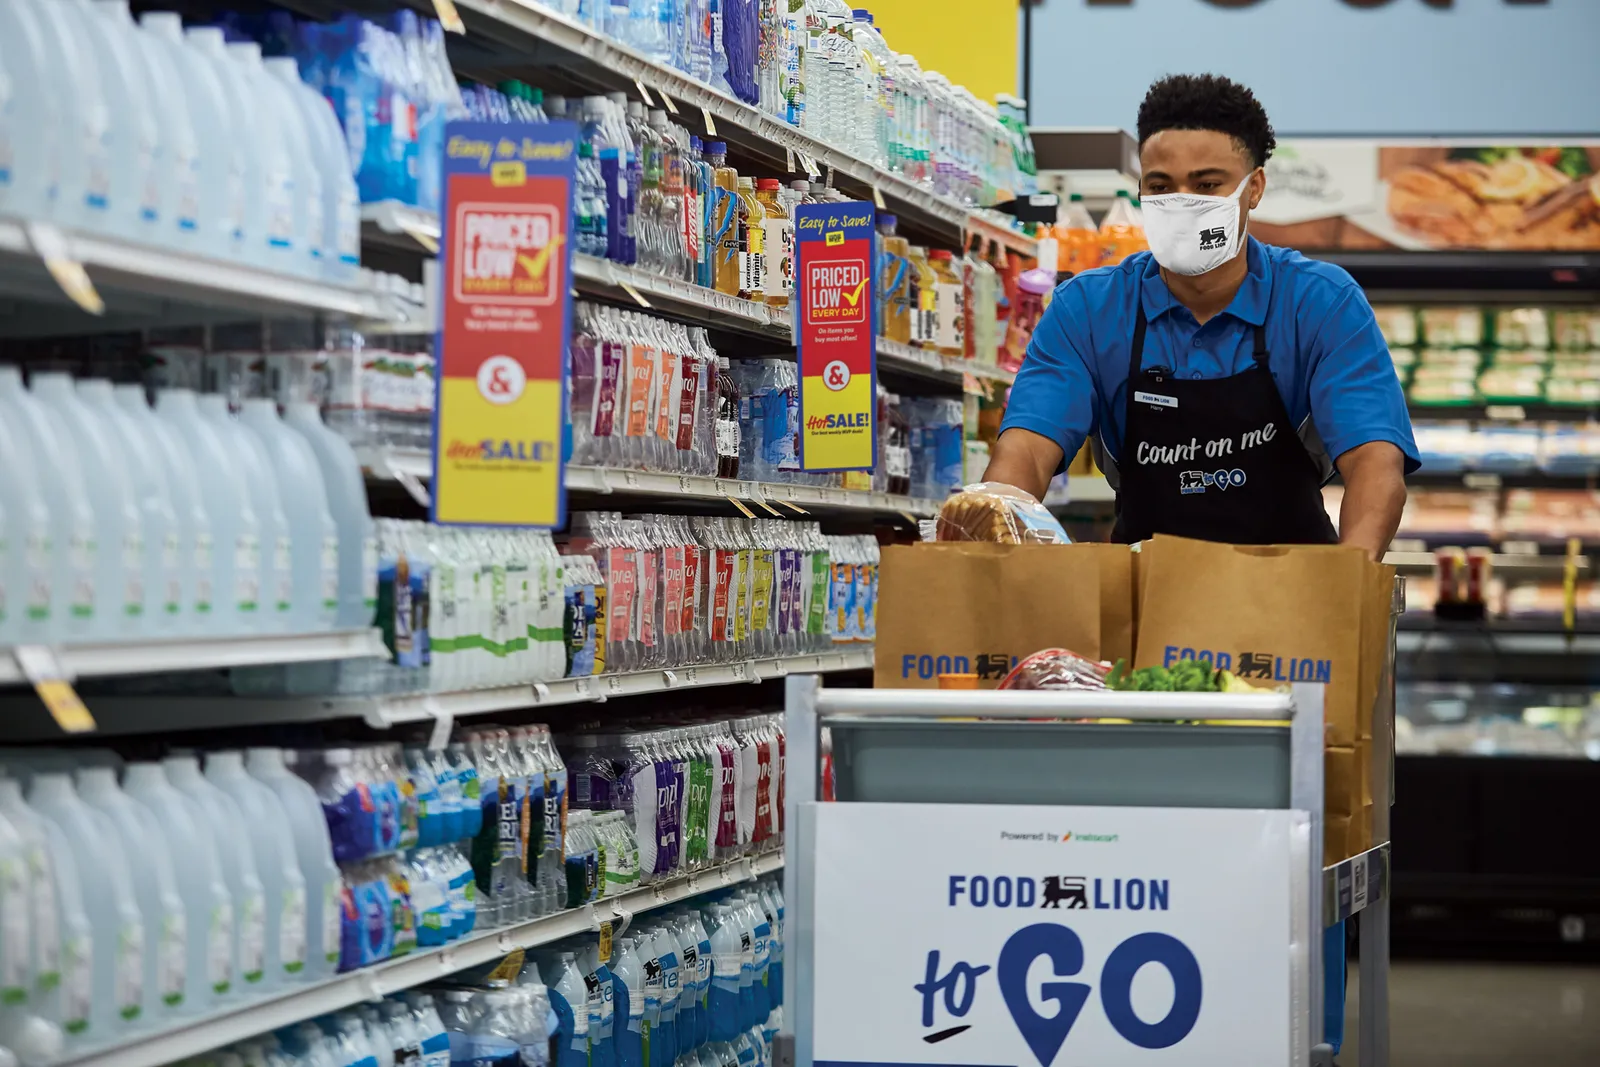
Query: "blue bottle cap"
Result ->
[[709, 141, 728, 155], [691, 135, 704, 151], [852, 8, 871, 19], [878, 214, 897, 228]]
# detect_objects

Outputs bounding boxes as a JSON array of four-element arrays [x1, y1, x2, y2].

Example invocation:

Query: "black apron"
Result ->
[[1112, 302, 1337, 545]]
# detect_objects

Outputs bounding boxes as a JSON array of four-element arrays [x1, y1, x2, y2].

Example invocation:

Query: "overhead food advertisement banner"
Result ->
[[433, 120, 577, 527], [795, 201, 876, 471], [808, 802, 1307, 1066], [1254, 139, 1600, 252]]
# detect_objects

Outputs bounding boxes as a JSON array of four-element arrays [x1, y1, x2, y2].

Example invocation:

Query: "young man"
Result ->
[[985, 74, 1417, 557]]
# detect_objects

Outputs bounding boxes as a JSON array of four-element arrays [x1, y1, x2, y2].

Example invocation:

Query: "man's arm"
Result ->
[[982, 428, 1065, 503], [987, 281, 1099, 500], [1336, 440, 1406, 559]]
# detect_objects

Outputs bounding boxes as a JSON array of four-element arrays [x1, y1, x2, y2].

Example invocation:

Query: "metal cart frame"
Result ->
[[781, 677, 1392, 1067]]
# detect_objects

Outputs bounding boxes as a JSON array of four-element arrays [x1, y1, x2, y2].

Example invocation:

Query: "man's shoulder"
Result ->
[[1257, 241, 1365, 307], [1056, 252, 1150, 298]]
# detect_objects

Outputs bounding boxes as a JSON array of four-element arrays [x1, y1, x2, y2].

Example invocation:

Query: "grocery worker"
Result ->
[[985, 74, 1418, 558]]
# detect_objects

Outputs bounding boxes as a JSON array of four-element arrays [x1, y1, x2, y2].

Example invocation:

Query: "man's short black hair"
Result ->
[[1136, 74, 1276, 169]]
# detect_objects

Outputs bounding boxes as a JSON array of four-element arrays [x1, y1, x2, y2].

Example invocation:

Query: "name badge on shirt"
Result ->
[[1135, 391, 1179, 409]]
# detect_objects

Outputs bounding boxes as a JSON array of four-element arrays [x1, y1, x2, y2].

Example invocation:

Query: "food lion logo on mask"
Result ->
[[1197, 226, 1228, 251], [1179, 469, 1246, 494]]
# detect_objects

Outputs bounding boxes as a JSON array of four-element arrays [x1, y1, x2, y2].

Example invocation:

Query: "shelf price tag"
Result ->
[[727, 496, 757, 519], [432, 0, 466, 33], [797, 151, 821, 179], [486, 948, 525, 983], [702, 107, 718, 137], [634, 78, 655, 107], [424, 696, 454, 751], [660, 93, 679, 115], [399, 220, 441, 255], [12, 647, 95, 734], [25, 222, 104, 317], [598, 920, 614, 960], [872, 186, 886, 210], [619, 280, 653, 308]]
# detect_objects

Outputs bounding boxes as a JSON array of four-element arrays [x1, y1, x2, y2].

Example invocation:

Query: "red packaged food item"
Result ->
[[999, 648, 1111, 691]]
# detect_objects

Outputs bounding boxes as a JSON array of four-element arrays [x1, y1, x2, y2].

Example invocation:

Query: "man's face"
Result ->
[[1139, 129, 1264, 237]]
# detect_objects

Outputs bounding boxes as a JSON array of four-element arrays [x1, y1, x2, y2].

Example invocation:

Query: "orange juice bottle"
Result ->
[[908, 245, 938, 349], [878, 215, 912, 344], [1098, 189, 1144, 267], [707, 141, 741, 295], [1057, 192, 1101, 275]]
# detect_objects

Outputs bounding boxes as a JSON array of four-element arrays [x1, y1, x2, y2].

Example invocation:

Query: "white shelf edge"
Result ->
[[451, 0, 1035, 258], [58, 852, 783, 1067], [0, 629, 388, 686], [374, 648, 875, 726], [359, 450, 942, 517], [0, 216, 404, 321]]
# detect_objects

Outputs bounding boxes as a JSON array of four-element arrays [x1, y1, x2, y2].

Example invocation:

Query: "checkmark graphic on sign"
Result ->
[[516, 233, 566, 281], [840, 276, 868, 307]]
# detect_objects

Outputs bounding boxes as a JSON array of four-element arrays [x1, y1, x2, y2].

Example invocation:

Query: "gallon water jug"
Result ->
[[121, 760, 236, 1015], [239, 400, 339, 631], [25, 774, 143, 1037], [206, 752, 308, 988], [75, 767, 185, 1022], [157, 389, 261, 634], [77, 380, 181, 631], [28, 374, 142, 637], [164, 756, 267, 994], [199, 395, 293, 633], [245, 749, 342, 981]]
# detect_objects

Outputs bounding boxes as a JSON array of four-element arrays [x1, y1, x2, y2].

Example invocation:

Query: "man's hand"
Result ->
[[1335, 441, 1407, 560], [981, 428, 1065, 504]]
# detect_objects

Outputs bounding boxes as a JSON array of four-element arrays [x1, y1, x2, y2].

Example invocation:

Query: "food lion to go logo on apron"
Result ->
[[455, 203, 563, 305], [805, 257, 869, 326], [1178, 468, 1247, 495]]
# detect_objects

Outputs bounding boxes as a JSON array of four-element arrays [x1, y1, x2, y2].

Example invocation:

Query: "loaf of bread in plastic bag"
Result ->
[[934, 481, 1071, 544]]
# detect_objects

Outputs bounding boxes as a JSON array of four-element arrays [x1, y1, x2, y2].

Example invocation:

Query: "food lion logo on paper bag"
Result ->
[[1163, 646, 1332, 682], [456, 203, 563, 304], [805, 257, 869, 326]]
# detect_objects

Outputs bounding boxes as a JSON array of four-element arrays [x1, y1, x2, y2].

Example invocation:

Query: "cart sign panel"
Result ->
[[432, 120, 578, 527], [810, 803, 1298, 1066], [796, 201, 876, 472]]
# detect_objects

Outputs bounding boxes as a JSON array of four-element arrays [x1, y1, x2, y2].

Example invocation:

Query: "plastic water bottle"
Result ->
[[30, 374, 143, 637], [0, 0, 63, 223], [206, 752, 308, 989], [199, 394, 292, 632], [74, 767, 186, 1023], [63, 0, 158, 243], [78, 380, 181, 631], [26, 774, 144, 1038], [122, 761, 234, 1011], [27, 0, 113, 232], [0, 780, 90, 1045]]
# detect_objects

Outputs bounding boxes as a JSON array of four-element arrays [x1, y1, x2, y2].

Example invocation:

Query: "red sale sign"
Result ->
[[433, 122, 577, 527], [795, 202, 876, 471]]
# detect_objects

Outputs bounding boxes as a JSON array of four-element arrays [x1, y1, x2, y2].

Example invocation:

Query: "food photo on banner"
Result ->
[[432, 120, 577, 528]]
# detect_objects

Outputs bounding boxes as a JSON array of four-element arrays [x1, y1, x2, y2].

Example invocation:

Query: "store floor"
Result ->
[[1342, 961, 1600, 1065]]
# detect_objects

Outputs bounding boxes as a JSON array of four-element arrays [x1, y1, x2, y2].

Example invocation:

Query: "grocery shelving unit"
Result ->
[[0, 0, 1080, 1061], [55, 851, 781, 1067]]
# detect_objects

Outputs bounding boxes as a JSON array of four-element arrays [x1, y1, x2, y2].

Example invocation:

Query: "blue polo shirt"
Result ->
[[1000, 237, 1419, 483]]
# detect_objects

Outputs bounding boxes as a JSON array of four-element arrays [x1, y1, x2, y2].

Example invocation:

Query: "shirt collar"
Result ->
[[1139, 236, 1273, 327]]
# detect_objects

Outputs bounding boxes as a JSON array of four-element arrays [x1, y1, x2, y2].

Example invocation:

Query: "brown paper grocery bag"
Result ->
[[875, 543, 1102, 689], [1133, 535, 1369, 746], [1081, 543, 1134, 666], [1132, 535, 1393, 864]]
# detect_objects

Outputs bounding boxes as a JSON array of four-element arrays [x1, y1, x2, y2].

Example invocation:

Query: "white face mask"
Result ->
[[1140, 173, 1257, 276]]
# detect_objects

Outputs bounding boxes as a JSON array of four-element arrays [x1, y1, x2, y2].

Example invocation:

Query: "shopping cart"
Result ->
[[779, 677, 1392, 1067]]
